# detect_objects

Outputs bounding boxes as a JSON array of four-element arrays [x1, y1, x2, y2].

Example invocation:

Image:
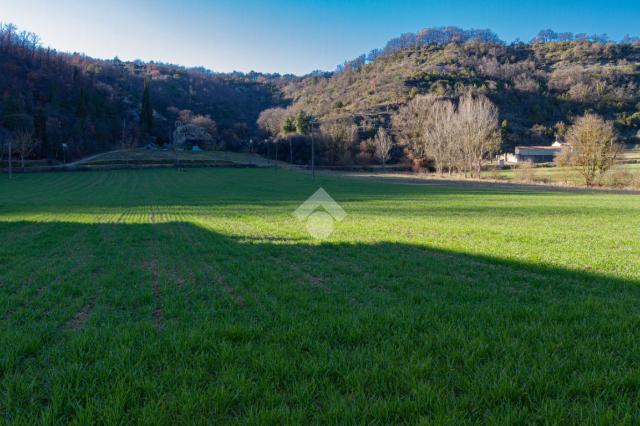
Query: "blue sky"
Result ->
[[2, 0, 639, 75]]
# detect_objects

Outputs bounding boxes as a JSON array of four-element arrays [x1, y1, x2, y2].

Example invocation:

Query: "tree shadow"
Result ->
[[1, 220, 640, 423]]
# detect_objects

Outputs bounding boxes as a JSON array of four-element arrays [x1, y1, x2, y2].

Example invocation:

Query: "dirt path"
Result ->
[[67, 150, 128, 167]]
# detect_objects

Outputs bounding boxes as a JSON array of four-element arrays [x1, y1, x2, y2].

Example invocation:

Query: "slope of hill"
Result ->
[[0, 23, 287, 161], [3, 23, 640, 166], [283, 38, 640, 148]]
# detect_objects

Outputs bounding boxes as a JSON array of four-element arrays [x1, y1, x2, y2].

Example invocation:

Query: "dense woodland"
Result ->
[[1, 23, 640, 167], [0, 23, 286, 162]]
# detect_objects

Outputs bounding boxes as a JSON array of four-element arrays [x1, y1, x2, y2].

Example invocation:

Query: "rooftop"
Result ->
[[515, 146, 563, 152]]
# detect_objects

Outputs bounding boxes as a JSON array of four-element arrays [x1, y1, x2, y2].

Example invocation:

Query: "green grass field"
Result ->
[[1, 168, 640, 424], [74, 149, 280, 167]]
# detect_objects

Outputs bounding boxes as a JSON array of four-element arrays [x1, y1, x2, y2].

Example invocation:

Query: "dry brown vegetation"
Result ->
[[392, 93, 500, 177], [278, 39, 640, 166], [557, 113, 621, 185]]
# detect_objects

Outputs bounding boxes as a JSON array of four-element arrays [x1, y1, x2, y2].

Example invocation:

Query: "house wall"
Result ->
[[516, 154, 555, 163]]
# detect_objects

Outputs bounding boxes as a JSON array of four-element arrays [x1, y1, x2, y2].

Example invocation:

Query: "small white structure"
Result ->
[[173, 122, 213, 150], [497, 153, 520, 164]]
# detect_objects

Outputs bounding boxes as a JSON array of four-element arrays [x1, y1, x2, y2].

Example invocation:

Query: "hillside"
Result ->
[[0, 23, 286, 161], [3, 23, 640, 166], [283, 37, 640, 149]]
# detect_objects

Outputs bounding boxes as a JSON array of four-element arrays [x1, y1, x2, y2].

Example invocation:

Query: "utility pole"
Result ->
[[121, 118, 126, 149], [311, 133, 315, 179], [310, 117, 317, 179], [62, 143, 68, 165], [8, 138, 12, 179]]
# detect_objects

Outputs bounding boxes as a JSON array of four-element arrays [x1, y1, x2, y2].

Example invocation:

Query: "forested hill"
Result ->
[[0, 23, 287, 160], [282, 29, 640, 148], [2, 22, 640, 164]]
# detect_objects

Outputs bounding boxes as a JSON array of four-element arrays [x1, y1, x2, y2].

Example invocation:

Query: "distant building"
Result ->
[[498, 140, 565, 164], [172, 122, 213, 150], [513, 145, 563, 163], [498, 141, 567, 164]]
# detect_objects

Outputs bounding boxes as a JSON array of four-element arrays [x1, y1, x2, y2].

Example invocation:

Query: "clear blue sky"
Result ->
[[3, 0, 639, 75]]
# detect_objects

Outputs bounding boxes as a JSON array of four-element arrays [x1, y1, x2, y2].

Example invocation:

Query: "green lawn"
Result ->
[[1, 168, 640, 424]]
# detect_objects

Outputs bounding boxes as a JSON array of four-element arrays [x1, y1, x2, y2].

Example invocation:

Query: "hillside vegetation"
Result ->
[[282, 39, 640, 149], [2, 23, 640, 169], [0, 23, 285, 161]]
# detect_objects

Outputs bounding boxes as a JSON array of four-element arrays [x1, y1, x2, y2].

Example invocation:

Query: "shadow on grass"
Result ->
[[1, 219, 639, 314], [1, 220, 640, 423]]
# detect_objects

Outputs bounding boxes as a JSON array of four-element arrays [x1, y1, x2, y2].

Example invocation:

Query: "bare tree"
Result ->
[[392, 94, 438, 160], [424, 99, 458, 174], [257, 108, 289, 160], [393, 93, 499, 177], [457, 93, 501, 178], [257, 107, 287, 138], [320, 119, 358, 165], [191, 115, 218, 149], [13, 130, 38, 171], [0, 134, 9, 178], [564, 113, 620, 186], [373, 127, 392, 168]]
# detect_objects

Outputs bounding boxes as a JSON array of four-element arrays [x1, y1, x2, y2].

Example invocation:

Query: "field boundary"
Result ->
[[0, 162, 266, 174], [317, 169, 640, 194]]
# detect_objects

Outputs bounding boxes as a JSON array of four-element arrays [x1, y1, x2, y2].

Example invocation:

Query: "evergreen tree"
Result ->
[[294, 110, 313, 135], [141, 78, 154, 139], [282, 116, 296, 134]]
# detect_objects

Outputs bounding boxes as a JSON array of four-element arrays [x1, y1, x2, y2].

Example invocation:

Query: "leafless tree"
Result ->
[[423, 99, 458, 174], [563, 113, 620, 186], [257, 107, 290, 160], [191, 115, 218, 148], [257, 107, 287, 138], [393, 93, 500, 177], [0, 136, 9, 178], [457, 93, 501, 178], [13, 130, 38, 171], [392, 94, 438, 159], [191, 115, 217, 136], [373, 127, 392, 168], [320, 119, 358, 165]]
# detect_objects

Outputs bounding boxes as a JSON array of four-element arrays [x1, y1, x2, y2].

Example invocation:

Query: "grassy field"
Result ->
[[1, 167, 640, 423], [73, 149, 280, 167], [481, 145, 640, 187], [482, 163, 640, 187]]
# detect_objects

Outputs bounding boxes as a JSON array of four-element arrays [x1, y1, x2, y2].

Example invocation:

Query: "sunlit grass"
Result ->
[[1, 168, 640, 423], [484, 162, 640, 187]]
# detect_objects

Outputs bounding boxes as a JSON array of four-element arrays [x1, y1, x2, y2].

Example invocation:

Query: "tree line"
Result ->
[[0, 22, 284, 166], [0, 21, 634, 180], [257, 91, 504, 176], [279, 28, 640, 171], [259, 86, 624, 187], [336, 26, 639, 73]]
